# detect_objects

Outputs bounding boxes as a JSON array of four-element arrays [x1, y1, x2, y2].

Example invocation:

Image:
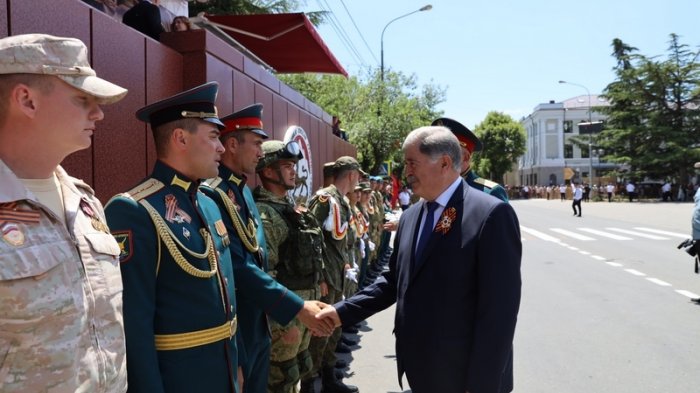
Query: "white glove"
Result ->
[[368, 240, 376, 252], [345, 268, 358, 283], [359, 238, 366, 259]]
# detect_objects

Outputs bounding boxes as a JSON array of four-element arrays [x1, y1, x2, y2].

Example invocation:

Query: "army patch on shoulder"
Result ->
[[317, 194, 329, 203], [112, 231, 133, 263]]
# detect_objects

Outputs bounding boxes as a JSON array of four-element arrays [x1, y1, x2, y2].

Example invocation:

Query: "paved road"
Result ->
[[335, 199, 700, 392]]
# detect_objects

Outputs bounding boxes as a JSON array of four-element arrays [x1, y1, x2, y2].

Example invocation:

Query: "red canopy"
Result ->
[[205, 13, 348, 77]]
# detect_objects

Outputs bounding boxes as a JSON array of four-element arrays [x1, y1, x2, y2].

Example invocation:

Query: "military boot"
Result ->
[[320, 366, 359, 393]]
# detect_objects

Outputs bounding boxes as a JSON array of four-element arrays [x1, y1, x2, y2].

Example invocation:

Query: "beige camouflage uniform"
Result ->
[[0, 162, 126, 392]]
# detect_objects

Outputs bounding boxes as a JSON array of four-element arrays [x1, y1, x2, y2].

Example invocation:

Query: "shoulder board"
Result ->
[[473, 177, 500, 189], [115, 178, 164, 202], [71, 177, 96, 196], [206, 177, 223, 189]]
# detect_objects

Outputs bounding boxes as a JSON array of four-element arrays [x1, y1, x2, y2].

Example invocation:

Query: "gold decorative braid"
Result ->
[[154, 316, 237, 351], [140, 199, 218, 279], [214, 188, 259, 253]]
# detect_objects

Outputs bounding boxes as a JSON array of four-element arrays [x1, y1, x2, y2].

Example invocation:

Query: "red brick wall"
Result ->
[[0, 0, 354, 201]]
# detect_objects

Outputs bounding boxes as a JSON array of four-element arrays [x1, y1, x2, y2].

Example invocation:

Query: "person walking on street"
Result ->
[[572, 183, 583, 217], [606, 183, 615, 202], [626, 182, 636, 202], [0, 34, 128, 392], [560, 184, 567, 201]]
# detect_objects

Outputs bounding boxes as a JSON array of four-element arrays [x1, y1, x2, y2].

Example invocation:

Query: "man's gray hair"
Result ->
[[402, 126, 462, 172]]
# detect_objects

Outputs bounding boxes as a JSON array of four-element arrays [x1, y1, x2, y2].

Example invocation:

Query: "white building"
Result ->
[[517, 94, 617, 186]]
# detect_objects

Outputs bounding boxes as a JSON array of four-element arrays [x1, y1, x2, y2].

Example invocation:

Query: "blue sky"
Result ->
[[302, 0, 699, 128]]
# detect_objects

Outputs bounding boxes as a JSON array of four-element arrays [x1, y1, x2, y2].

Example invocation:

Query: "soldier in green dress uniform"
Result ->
[[105, 82, 240, 393], [432, 117, 509, 202], [253, 140, 327, 393], [304, 157, 361, 393], [201, 104, 331, 393]]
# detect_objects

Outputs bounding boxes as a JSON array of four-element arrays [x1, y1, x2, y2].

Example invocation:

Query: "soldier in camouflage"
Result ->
[[304, 156, 361, 393], [0, 34, 128, 392], [252, 140, 327, 393]]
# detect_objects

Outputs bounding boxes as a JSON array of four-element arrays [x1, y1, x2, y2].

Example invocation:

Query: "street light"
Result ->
[[559, 80, 594, 185], [380, 4, 432, 82]]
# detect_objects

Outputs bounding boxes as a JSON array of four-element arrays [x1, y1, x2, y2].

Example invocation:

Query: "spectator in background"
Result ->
[[606, 182, 615, 202], [122, 0, 164, 41], [170, 15, 192, 31], [662, 181, 672, 202], [626, 181, 636, 202], [398, 185, 411, 211], [572, 183, 583, 217], [559, 184, 566, 201]]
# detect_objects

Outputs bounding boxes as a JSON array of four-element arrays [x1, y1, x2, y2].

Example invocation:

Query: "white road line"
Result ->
[[605, 227, 669, 240], [591, 255, 606, 260], [646, 277, 672, 286], [520, 226, 560, 242], [579, 228, 632, 240], [606, 262, 623, 267], [579, 251, 591, 255], [624, 268, 646, 276], [550, 228, 595, 241], [676, 290, 700, 298], [568, 246, 579, 251], [634, 227, 688, 239]]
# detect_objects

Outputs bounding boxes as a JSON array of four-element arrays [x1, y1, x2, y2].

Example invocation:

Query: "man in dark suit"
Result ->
[[122, 0, 164, 41], [316, 126, 522, 393]]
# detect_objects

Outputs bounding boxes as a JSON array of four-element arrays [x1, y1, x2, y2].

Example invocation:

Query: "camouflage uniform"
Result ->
[[0, 162, 126, 392], [253, 186, 325, 393]]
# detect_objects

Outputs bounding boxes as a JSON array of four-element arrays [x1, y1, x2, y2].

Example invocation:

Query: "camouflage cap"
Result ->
[[333, 156, 368, 176], [256, 140, 303, 171], [359, 182, 371, 192], [0, 34, 127, 104]]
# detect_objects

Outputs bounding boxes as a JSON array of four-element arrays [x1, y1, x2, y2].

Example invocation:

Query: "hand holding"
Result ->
[[315, 305, 341, 329], [297, 301, 334, 336]]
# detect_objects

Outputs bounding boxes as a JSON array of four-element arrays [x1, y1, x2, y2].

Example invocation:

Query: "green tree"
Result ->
[[188, 0, 324, 25], [472, 111, 526, 183], [280, 68, 445, 173], [600, 34, 700, 182]]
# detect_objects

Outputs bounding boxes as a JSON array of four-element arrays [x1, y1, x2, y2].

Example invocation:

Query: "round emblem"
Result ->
[[284, 126, 313, 204]]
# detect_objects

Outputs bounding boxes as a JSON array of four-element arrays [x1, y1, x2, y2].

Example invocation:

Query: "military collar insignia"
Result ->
[[171, 174, 192, 192], [228, 172, 246, 187], [435, 207, 456, 235]]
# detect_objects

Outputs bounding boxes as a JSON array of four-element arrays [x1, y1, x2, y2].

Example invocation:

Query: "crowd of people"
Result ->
[[0, 33, 521, 393], [510, 181, 695, 202], [83, 0, 193, 41]]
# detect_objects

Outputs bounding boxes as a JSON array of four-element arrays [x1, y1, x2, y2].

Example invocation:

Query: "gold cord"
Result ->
[[215, 188, 259, 253]]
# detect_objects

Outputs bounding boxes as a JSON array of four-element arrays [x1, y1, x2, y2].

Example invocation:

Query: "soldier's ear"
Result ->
[[12, 83, 39, 119], [171, 127, 189, 150]]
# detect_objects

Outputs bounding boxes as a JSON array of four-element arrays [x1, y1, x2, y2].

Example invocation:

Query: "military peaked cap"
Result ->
[[136, 81, 224, 129], [432, 117, 483, 153], [220, 103, 269, 139]]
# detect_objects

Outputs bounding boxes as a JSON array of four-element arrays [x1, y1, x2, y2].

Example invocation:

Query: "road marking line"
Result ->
[[676, 290, 700, 298], [579, 251, 591, 255], [520, 226, 560, 242], [591, 255, 606, 261], [624, 268, 646, 276], [568, 246, 579, 251], [646, 277, 671, 286], [606, 262, 623, 267], [605, 227, 668, 240], [634, 227, 688, 238], [550, 228, 595, 241], [579, 228, 632, 240]]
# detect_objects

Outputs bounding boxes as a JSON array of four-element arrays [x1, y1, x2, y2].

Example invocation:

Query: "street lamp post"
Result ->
[[559, 80, 594, 185], [380, 4, 432, 82]]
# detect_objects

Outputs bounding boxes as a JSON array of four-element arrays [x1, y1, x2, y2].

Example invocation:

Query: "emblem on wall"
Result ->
[[284, 126, 313, 204]]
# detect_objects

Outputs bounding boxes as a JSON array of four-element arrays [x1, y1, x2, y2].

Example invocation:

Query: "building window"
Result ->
[[581, 144, 590, 158], [564, 144, 573, 159], [563, 120, 573, 133]]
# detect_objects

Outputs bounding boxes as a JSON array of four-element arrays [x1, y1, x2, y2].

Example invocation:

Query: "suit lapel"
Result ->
[[409, 181, 466, 282]]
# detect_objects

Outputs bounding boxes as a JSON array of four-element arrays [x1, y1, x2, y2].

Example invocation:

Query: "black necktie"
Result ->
[[415, 201, 438, 260]]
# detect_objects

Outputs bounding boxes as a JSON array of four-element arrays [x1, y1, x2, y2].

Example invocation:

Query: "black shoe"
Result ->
[[300, 378, 316, 393], [335, 342, 352, 353], [341, 336, 357, 346], [577, 214, 582, 217], [321, 366, 359, 393], [335, 359, 348, 369], [691, 298, 700, 304], [342, 325, 359, 334]]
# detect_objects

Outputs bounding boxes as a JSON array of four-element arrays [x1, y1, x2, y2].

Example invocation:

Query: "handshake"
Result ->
[[297, 301, 342, 337]]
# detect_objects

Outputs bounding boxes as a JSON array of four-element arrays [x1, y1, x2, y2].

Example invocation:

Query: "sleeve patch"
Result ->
[[112, 230, 133, 263]]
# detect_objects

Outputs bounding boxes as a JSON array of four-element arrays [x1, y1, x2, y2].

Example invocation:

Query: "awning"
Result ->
[[203, 13, 348, 77]]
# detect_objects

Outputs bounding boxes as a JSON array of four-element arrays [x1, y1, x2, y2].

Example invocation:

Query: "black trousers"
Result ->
[[572, 199, 582, 216]]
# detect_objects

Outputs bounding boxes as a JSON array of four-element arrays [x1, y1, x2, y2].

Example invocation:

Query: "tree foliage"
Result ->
[[600, 34, 700, 182], [472, 111, 527, 183], [188, 0, 324, 25], [280, 68, 446, 174]]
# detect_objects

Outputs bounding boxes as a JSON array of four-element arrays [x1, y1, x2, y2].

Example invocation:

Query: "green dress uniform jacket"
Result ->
[[202, 165, 303, 393], [105, 161, 238, 393], [464, 170, 509, 203], [308, 185, 351, 292]]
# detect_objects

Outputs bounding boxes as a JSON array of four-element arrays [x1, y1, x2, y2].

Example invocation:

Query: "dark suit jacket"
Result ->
[[335, 180, 521, 393], [122, 0, 164, 41]]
